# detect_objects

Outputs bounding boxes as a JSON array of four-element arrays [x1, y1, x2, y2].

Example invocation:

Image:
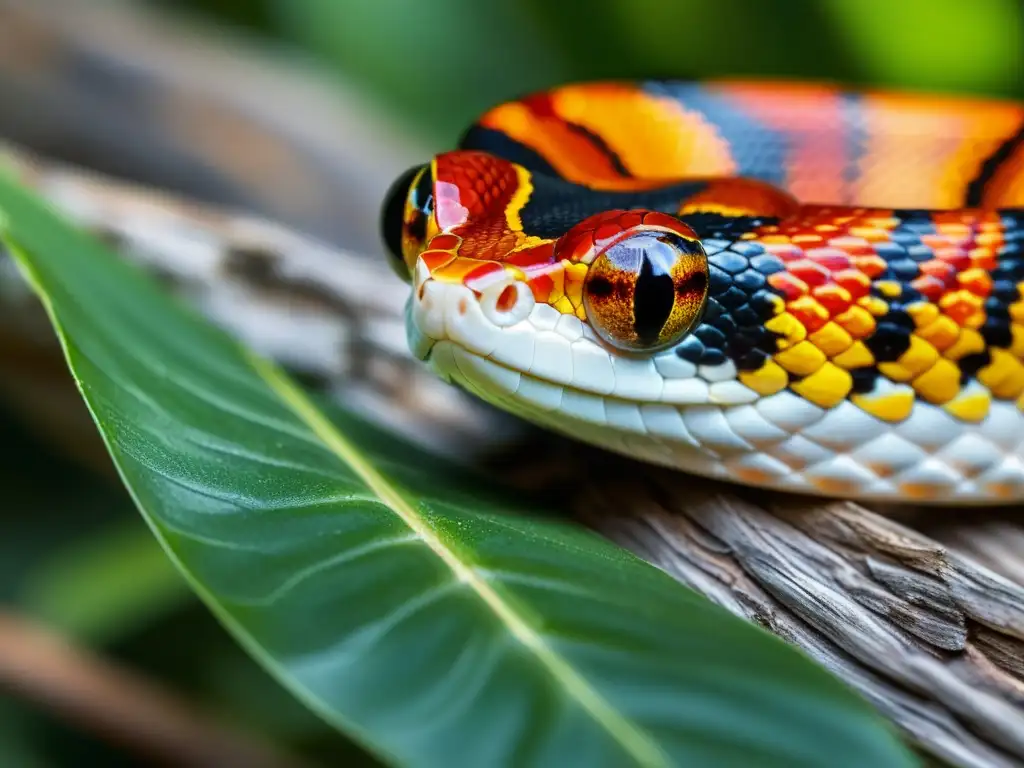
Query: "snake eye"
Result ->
[[380, 163, 435, 281], [583, 229, 709, 352]]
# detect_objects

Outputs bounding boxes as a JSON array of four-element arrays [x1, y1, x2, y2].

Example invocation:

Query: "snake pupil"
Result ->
[[586, 276, 613, 297], [633, 242, 678, 346]]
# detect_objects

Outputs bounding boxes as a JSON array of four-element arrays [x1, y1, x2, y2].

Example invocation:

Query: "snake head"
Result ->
[[381, 150, 772, 467]]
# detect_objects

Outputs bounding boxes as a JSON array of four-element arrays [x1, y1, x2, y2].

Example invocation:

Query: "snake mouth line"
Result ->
[[407, 275, 760, 409], [420, 336, 735, 411], [421, 337, 583, 397], [408, 295, 759, 411]]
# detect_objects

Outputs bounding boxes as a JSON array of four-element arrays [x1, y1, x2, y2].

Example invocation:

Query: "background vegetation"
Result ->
[[1, 0, 1020, 765]]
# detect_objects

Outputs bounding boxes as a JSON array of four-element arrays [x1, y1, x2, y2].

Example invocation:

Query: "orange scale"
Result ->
[[936, 222, 971, 236], [936, 249, 970, 271], [812, 283, 853, 315], [594, 222, 625, 242], [940, 291, 984, 326], [430, 234, 461, 251], [527, 273, 555, 302], [788, 296, 830, 333], [852, 255, 887, 278], [858, 295, 890, 317], [968, 247, 997, 271], [507, 243, 556, 269], [865, 215, 900, 229], [958, 268, 993, 297], [768, 272, 810, 300], [791, 233, 824, 245], [763, 243, 804, 262], [804, 248, 851, 272], [554, 231, 594, 263], [621, 211, 646, 228], [921, 233, 957, 250], [432, 256, 496, 283], [911, 275, 946, 302], [421, 249, 456, 272], [788, 259, 831, 287], [934, 234, 972, 250], [644, 211, 693, 234], [975, 231, 1003, 247], [834, 305, 876, 338], [847, 227, 890, 242], [826, 235, 873, 255], [833, 269, 871, 300], [919, 259, 956, 282]]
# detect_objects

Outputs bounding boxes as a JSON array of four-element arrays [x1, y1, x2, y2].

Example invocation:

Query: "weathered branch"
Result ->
[[0, 611, 311, 768], [576, 469, 1024, 768]]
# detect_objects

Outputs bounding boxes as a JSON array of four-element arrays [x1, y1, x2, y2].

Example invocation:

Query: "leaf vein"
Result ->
[[237, 533, 423, 607], [290, 579, 465, 676]]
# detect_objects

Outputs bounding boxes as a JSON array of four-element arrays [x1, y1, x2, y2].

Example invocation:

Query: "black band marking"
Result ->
[[966, 120, 1024, 206]]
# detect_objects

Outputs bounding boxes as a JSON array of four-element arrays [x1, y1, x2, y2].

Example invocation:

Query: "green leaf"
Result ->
[[0, 167, 916, 767]]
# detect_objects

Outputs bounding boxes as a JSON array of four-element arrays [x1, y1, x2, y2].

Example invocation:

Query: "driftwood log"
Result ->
[[2, 2, 1024, 766]]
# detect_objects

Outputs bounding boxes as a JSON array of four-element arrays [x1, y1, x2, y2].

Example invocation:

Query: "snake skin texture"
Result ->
[[385, 80, 1024, 503]]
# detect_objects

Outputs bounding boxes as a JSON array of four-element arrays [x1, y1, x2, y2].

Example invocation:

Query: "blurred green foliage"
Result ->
[[164, 0, 1022, 144], [2, 0, 1021, 764]]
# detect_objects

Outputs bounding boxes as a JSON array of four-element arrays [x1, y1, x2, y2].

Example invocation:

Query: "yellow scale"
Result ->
[[740, 277, 1024, 421]]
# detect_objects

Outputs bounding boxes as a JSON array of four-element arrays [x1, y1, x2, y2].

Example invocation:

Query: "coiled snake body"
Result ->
[[381, 80, 1024, 504]]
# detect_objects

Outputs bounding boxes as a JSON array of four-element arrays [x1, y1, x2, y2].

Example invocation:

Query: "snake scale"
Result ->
[[380, 80, 1024, 504]]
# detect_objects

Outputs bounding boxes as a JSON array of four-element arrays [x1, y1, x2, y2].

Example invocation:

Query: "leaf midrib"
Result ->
[[247, 351, 671, 768]]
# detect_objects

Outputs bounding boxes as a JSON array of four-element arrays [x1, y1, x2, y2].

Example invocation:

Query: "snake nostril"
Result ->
[[417, 283, 426, 301], [480, 279, 534, 326], [457, 296, 469, 316], [496, 285, 518, 312]]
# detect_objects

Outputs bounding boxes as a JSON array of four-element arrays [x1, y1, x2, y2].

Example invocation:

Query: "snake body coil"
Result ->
[[381, 80, 1024, 504]]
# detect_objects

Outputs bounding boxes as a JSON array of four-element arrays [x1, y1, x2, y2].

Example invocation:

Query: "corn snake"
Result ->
[[381, 80, 1024, 504]]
